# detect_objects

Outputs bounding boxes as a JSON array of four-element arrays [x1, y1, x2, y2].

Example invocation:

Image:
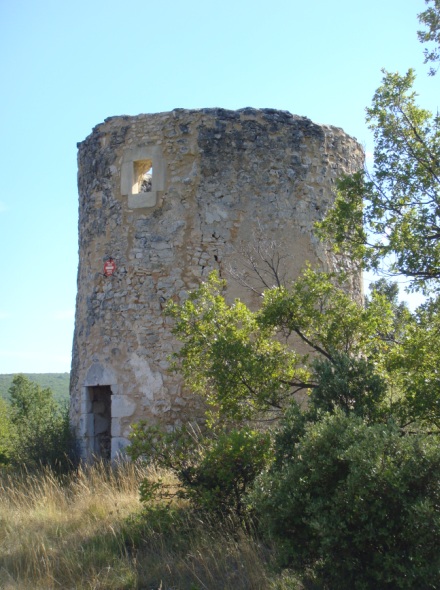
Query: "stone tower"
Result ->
[[70, 108, 364, 460]]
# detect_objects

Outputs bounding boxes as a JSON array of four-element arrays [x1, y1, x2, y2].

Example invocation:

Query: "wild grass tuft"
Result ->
[[0, 460, 146, 589], [0, 461, 302, 589]]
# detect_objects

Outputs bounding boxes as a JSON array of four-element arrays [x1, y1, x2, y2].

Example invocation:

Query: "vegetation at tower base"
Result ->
[[128, 269, 440, 586], [128, 4, 440, 587], [128, 423, 271, 518], [251, 411, 440, 589], [0, 375, 78, 470]]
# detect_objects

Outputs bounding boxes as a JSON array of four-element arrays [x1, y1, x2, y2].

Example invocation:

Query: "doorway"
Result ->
[[88, 385, 112, 460]]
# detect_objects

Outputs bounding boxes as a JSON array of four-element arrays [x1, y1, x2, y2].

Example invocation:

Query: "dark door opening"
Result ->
[[89, 385, 112, 460]]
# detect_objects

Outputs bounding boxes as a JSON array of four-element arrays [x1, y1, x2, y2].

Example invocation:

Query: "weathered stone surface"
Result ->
[[70, 108, 364, 460]]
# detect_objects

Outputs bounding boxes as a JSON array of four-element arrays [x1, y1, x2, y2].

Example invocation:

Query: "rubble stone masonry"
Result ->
[[70, 108, 364, 460]]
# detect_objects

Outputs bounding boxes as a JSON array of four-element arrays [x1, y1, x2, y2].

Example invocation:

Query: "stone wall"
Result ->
[[70, 108, 364, 460]]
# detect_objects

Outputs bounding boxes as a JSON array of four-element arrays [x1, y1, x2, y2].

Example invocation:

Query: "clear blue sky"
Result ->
[[0, 0, 437, 374]]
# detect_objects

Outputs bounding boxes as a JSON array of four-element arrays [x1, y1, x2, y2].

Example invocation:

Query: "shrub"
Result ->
[[186, 427, 271, 516], [128, 424, 271, 518], [251, 411, 440, 589]]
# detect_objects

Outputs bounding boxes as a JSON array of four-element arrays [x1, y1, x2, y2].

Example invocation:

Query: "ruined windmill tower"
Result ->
[[70, 108, 364, 460]]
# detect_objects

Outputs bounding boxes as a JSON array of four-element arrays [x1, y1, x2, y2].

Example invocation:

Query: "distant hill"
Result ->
[[0, 373, 70, 406]]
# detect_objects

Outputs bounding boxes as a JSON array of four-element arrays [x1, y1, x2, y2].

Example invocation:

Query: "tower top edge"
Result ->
[[78, 107, 362, 149]]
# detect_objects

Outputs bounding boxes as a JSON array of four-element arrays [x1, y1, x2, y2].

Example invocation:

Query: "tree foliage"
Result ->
[[251, 411, 440, 589], [1, 375, 77, 470], [318, 68, 440, 292], [165, 272, 302, 423], [9, 374, 57, 423], [418, 0, 440, 75], [316, 2, 440, 293], [128, 422, 271, 518], [165, 268, 402, 425], [165, 268, 440, 430]]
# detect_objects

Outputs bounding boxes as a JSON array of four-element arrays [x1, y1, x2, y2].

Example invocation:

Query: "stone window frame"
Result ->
[[121, 146, 165, 209]]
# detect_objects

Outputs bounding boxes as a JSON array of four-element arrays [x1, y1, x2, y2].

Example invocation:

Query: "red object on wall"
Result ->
[[103, 258, 116, 276]]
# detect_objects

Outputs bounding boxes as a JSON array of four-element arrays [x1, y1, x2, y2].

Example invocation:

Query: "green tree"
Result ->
[[418, 0, 440, 75], [165, 269, 397, 425], [165, 265, 440, 432], [7, 375, 77, 470], [0, 398, 14, 466], [318, 2, 440, 293], [385, 296, 440, 428], [318, 67, 440, 292], [248, 6, 440, 584], [9, 374, 58, 422]]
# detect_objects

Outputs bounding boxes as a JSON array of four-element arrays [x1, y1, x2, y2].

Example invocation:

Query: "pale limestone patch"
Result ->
[[128, 353, 164, 402]]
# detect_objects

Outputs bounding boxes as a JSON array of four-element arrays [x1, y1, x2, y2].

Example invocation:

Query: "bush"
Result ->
[[252, 411, 440, 589], [186, 427, 271, 516], [128, 424, 271, 518]]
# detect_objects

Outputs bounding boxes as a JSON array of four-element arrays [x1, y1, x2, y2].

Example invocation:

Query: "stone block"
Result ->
[[84, 363, 117, 386], [111, 417, 121, 437], [111, 437, 131, 460], [79, 413, 94, 437], [112, 395, 136, 419]]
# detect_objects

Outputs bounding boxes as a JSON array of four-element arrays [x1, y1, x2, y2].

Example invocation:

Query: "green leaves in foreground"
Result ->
[[165, 270, 404, 424], [128, 423, 271, 518], [165, 272, 305, 423], [251, 411, 440, 589]]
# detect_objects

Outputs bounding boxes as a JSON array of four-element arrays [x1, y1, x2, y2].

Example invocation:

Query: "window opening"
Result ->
[[89, 385, 112, 460], [133, 160, 153, 194]]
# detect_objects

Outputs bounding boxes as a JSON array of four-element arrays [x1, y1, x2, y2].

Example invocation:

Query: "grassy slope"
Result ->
[[0, 373, 70, 405]]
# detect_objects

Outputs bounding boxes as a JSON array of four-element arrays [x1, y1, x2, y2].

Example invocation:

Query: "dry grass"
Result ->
[[0, 460, 146, 589], [0, 462, 301, 590]]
